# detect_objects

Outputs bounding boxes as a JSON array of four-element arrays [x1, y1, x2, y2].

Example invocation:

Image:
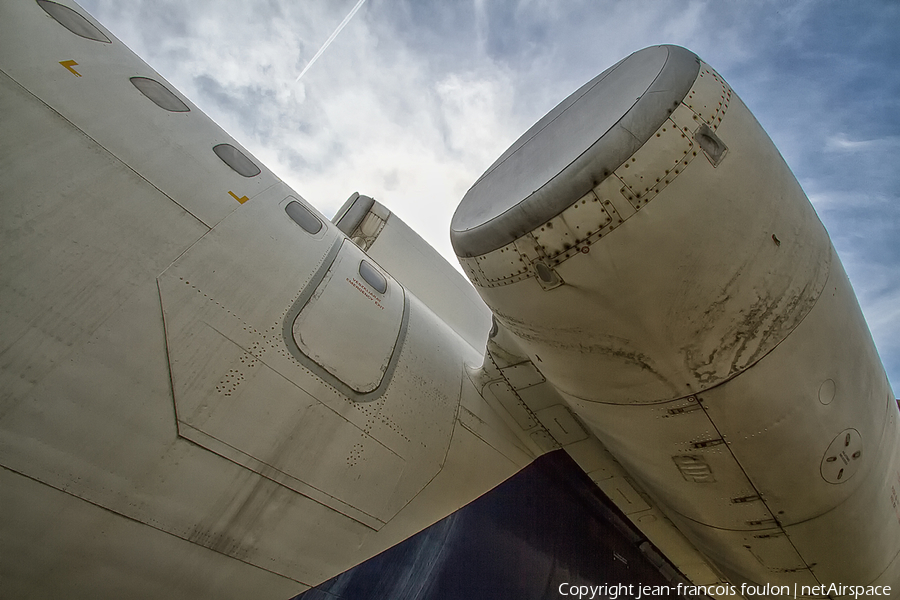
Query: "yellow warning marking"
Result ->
[[229, 191, 249, 204], [60, 60, 81, 76]]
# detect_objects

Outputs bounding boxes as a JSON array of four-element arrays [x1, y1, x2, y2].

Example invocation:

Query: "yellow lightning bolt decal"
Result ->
[[229, 191, 249, 204], [59, 60, 81, 76]]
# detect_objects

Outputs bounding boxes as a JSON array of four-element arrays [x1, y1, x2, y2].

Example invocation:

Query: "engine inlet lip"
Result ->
[[450, 44, 700, 258]]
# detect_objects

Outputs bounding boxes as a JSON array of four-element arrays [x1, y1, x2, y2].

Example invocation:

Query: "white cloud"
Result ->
[[76, 0, 900, 388], [826, 133, 900, 152]]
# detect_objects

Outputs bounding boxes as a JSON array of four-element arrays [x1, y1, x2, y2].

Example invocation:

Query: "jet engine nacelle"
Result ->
[[451, 45, 900, 590]]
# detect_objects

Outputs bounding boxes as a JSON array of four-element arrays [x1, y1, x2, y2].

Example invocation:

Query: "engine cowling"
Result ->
[[452, 45, 899, 590]]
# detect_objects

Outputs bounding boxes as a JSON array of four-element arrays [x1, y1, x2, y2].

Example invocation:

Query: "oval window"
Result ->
[[213, 144, 261, 177], [130, 77, 190, 112], [285, 199, 323, 235], [359, 260, 387, 294], [37, 0, 111, 43]]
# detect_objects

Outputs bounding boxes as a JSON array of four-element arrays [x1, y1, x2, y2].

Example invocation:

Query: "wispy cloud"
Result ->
[[295, 0, 368, 82], [78, 0, 900, 389], [826, 134, 900, 152]]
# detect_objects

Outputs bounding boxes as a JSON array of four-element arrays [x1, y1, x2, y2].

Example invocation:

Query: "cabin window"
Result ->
[[213, 144, 260, 177], [130, 77, 190, 113], [359, 260, 387, 294], [37, 0, 111, 43], [285, 199, 323, 235]]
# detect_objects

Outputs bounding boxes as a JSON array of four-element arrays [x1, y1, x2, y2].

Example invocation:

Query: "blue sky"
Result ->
[[78, 0, 900, 390]]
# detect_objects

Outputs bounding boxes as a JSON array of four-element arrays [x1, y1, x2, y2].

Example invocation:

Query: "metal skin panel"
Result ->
[[0, 466, 304, 599], [291, 240, 405, 394], [1, 2, 542, 597], [453, 46, 899, 592], [0, 0, 279, 228], [566, 395, 775, 532], [696, 252, 888, 521], [568, 387, 823, 588], [363, 210, 494, 354], [663, 511, 823, 592], [0, 69, 346, 589], [156, 183, 485, 527], [696, 249, 900, 586], [340, 193, 494, 354]]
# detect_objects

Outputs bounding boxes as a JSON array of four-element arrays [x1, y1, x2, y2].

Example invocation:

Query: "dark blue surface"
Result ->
[[296, 450, 709, 600]]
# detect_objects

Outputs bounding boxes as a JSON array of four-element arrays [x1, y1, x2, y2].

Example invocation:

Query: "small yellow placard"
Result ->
[[229, 191, 249, 204], [59, 60, 81, 76]]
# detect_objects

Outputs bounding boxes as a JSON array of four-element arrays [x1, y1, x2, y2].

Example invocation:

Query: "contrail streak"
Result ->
[[296, 0, 368, 82]]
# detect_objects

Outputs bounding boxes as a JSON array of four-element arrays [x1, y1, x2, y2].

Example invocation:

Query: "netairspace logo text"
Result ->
[[557, 582, 892, 599]]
